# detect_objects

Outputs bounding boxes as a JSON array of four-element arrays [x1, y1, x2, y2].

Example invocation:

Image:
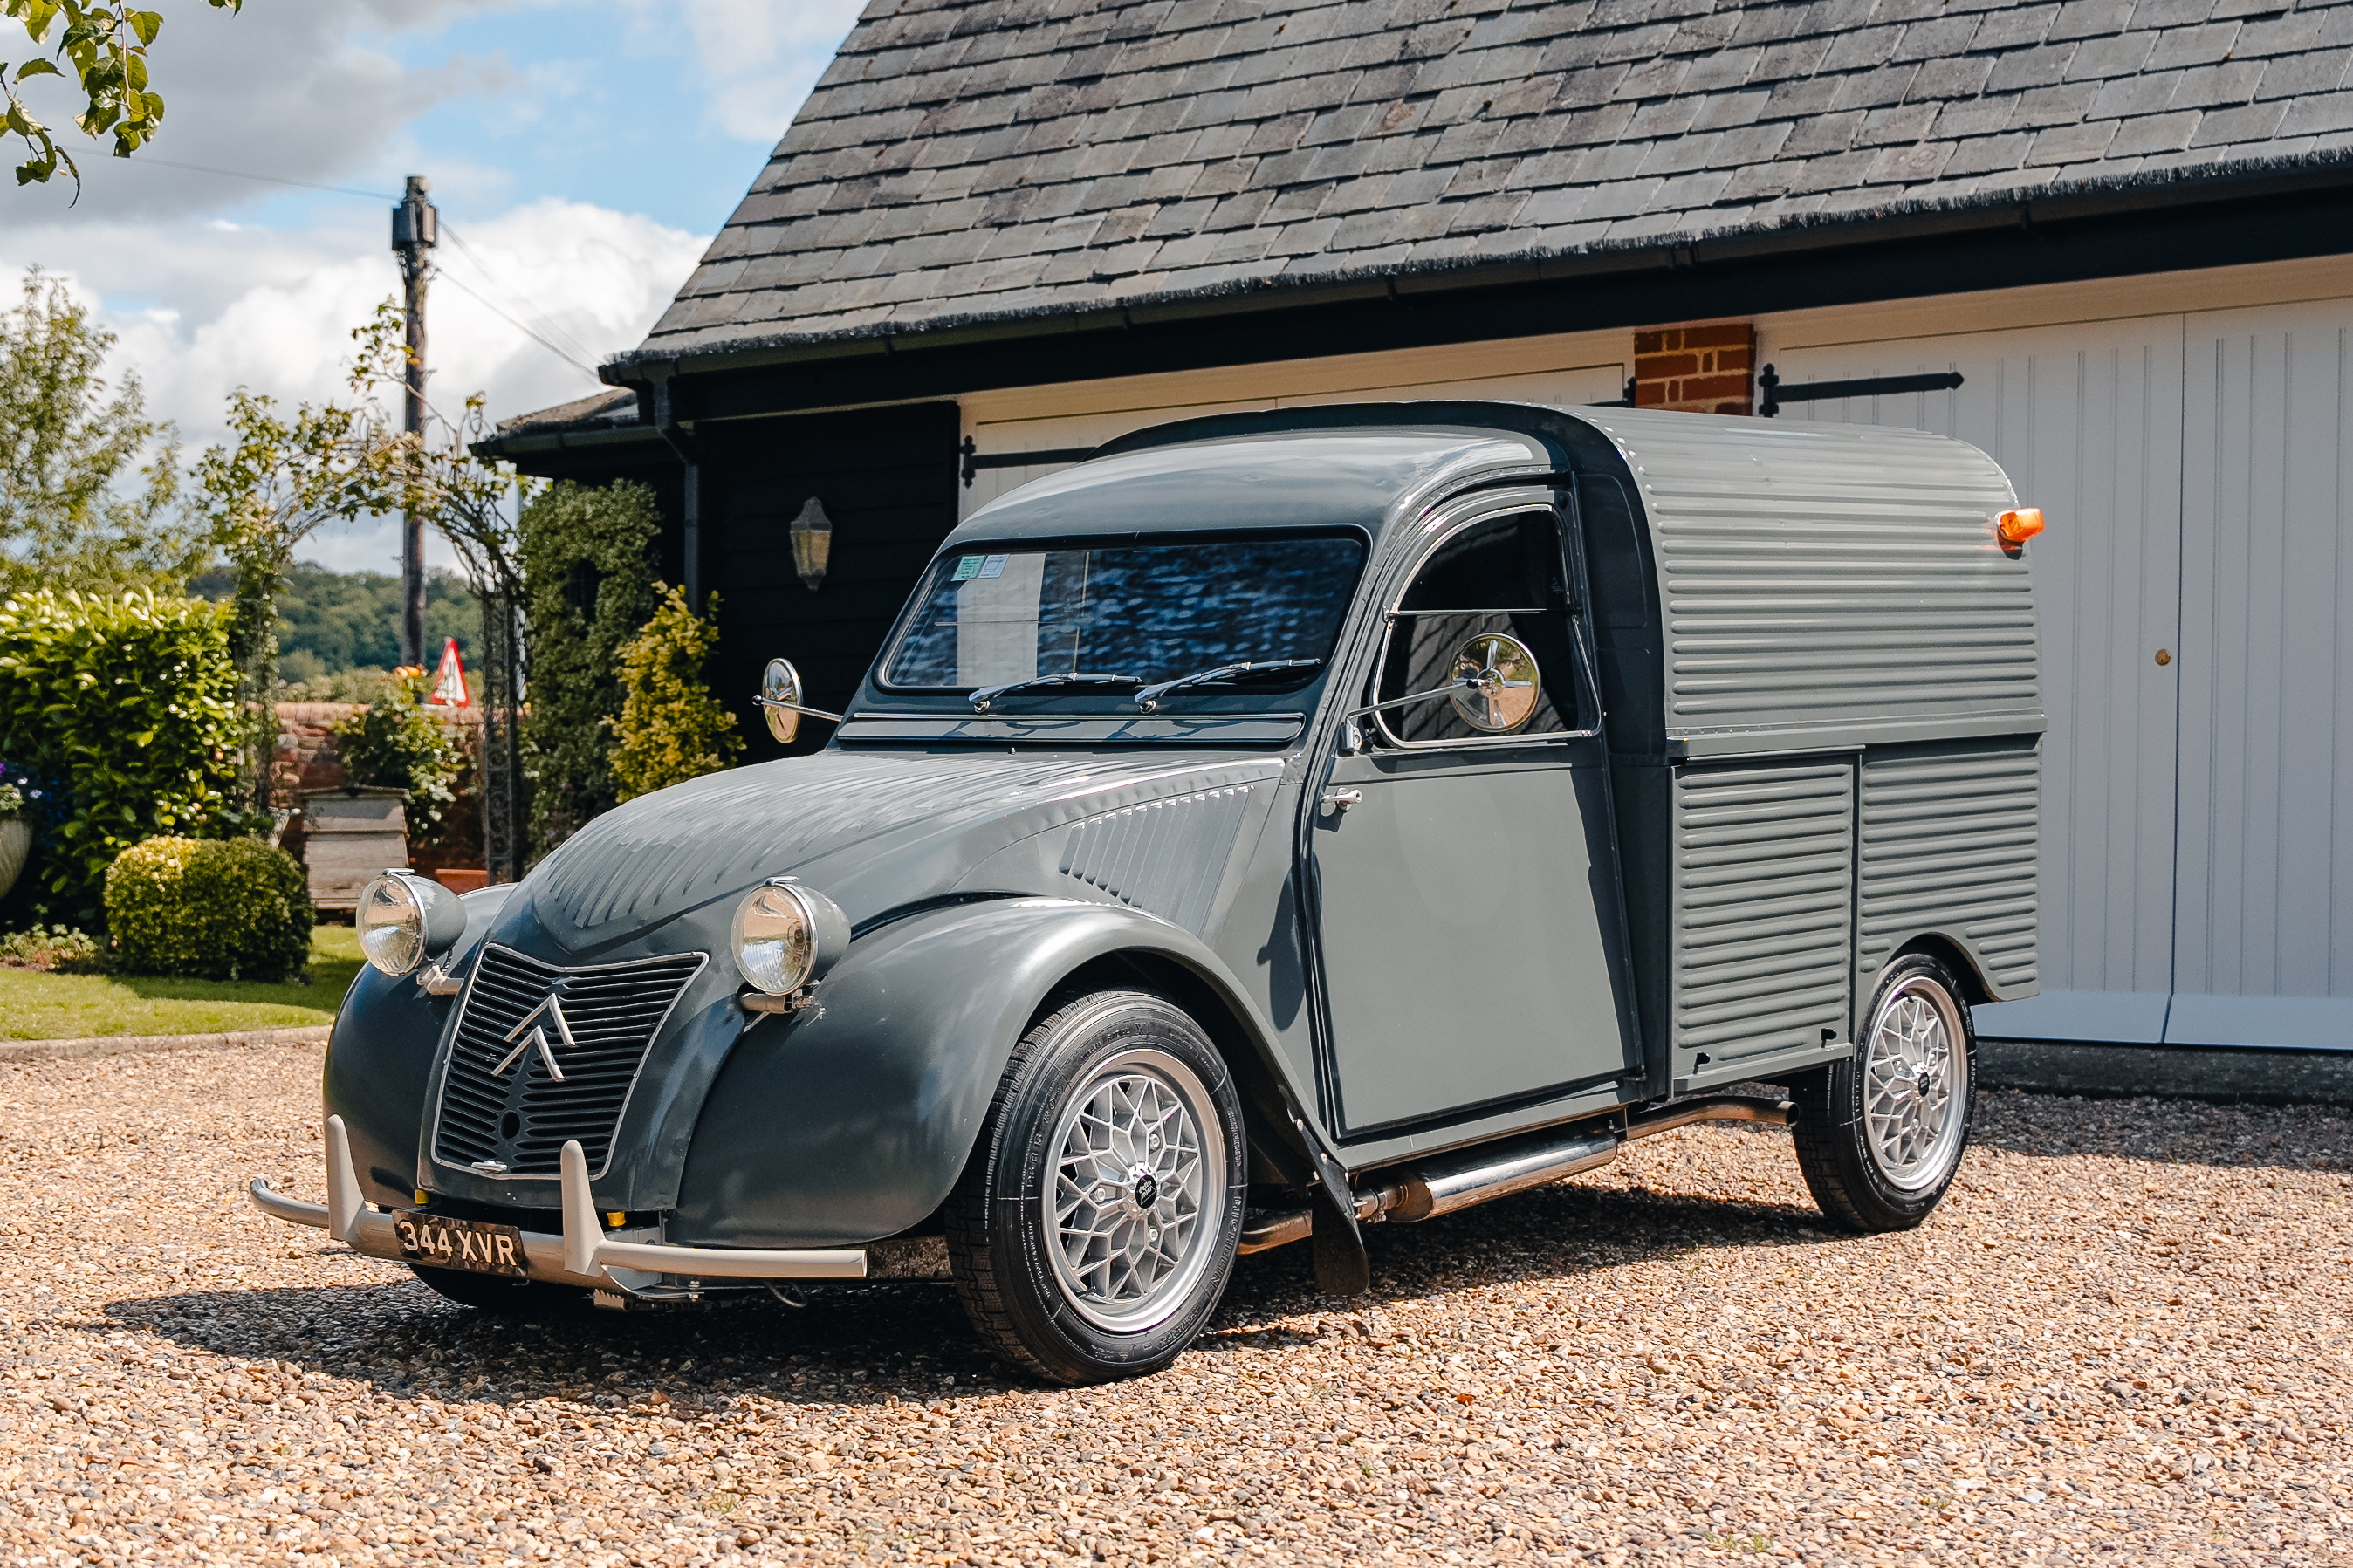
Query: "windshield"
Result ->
[[882, 534, 1368, 695]]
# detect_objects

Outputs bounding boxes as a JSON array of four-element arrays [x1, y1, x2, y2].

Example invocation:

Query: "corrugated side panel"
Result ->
[[1056, 785, 1255, 931], [1583, 412, 2038, 740], [1672, 762, 1855, 1068], [1857, 742, 2041, 1001]]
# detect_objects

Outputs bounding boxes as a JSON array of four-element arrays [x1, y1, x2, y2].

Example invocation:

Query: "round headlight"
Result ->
[[730, 879, 849, 996], [357, 871, 466, 977]]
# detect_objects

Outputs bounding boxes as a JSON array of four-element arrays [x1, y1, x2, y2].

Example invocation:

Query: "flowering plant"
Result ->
[[0, 762, 26, 819]]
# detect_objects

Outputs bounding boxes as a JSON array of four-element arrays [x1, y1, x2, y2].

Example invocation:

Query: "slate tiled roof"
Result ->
[[494, 387, 637, 437], [623, 0, 2353, 367]]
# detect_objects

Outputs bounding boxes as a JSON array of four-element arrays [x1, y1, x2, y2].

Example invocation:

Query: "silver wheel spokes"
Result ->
[[1051, 1070, 1206, 1322], [1863, 980, 1965, 1190]]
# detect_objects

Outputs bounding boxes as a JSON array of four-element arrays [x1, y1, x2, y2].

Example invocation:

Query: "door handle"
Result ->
[[1320, 789, 1363, 815]]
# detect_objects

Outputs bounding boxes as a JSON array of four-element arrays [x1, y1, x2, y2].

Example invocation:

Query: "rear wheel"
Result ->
[[1793, 953, 1976, 1231], [406, 1264, 587, 1316], [946, 990, 1246, 1385]]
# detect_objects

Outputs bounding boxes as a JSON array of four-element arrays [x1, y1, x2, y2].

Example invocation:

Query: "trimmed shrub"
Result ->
[[106, 835, 314, 981], [613, 584, 744, 800], [0, 588, 244, 922], [518, 478, 660, 855]]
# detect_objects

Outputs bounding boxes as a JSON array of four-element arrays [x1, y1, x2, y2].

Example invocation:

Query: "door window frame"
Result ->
[[1354, 492, 1608, 755]]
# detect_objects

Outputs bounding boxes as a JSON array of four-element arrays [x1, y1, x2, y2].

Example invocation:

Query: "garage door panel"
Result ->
[[1765, 321, 2185, 1038], [2176, 303, 2353, 1044]]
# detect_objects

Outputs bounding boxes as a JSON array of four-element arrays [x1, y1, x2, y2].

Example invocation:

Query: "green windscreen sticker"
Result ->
[[950, 555, 984, 581]]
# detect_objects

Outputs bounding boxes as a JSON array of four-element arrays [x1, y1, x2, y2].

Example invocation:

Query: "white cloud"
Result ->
[[4, 198, 706, 572], [0, 0, 513, 225], [646, 0, 869, 144]]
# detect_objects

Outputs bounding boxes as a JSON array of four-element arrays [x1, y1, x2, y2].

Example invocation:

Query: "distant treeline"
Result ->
[[190, 562, 480, 683]]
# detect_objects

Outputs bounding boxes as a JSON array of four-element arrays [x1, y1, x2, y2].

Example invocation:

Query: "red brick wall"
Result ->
[[1632, 323, 1756, 415]]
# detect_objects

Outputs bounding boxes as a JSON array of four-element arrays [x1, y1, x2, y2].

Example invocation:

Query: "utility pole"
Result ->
[[391, 175, 437, 668]]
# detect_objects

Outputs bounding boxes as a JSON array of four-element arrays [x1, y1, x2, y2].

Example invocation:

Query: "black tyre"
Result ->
[[946, 990, 1247, 1385], [407, 1263, 587, 1316], [1792, 952, 1977, 1231]]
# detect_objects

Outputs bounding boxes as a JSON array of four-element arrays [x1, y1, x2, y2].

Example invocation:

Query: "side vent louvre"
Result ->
[[1056, 786, 1253, 930], [1671, 762, 1856, 1070], [1858, 741, 2040, 998]]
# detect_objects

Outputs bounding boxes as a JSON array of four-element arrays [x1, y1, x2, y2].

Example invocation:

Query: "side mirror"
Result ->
[[756, 657, 845, 745]]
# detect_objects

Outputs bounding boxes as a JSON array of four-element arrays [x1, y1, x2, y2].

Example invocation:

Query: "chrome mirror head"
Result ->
[[1448, 633, 1541, 733], [760, 657, 805, 745]]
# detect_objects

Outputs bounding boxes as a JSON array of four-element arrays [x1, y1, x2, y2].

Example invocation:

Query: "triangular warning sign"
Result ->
[[428, 637, 470, 707]]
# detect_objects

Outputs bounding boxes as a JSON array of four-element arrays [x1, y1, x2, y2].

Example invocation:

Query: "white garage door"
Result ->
[[1770, 298, 2353, 1050]]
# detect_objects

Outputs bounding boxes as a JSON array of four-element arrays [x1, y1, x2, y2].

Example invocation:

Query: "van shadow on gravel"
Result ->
[[104, 1175, 1849, 1402]]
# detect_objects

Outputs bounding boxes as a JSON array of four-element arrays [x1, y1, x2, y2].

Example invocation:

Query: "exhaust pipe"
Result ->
[[1357, 1123, 1621, 1225], [1237, 1094, 1795, 1256]]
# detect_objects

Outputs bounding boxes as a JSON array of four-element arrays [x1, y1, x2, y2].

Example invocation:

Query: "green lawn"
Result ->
[[0, 926, 364, 1041]]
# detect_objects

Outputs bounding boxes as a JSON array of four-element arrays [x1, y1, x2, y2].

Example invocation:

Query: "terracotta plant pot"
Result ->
[[0, 817, 28, 903]]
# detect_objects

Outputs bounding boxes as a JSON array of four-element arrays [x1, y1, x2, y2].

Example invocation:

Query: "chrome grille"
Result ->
[[432, 944, 707, 1178]]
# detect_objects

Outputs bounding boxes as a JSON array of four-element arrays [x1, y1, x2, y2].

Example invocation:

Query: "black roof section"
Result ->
[[609, 0, 2353, 380]]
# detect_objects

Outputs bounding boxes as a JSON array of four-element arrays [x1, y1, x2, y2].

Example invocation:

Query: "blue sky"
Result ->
[[0, 0, 865, 571]]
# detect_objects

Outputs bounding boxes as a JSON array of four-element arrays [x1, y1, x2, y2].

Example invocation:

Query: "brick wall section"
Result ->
[[273, 702, 484, 878], [1633, 325, 1757, 416]]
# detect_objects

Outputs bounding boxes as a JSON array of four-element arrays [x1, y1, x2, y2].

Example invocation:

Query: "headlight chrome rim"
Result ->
[[357, 869, 469, 978], [730, 878, 847, 996], [358, 872, 429, 976]]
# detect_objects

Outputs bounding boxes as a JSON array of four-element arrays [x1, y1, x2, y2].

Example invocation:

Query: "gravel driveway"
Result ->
[[2, 1043, 2346, 1566]]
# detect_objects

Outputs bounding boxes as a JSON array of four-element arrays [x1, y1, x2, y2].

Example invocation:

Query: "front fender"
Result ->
[[322, 885, 515, 1206], [672, 897, 1293, 1249]]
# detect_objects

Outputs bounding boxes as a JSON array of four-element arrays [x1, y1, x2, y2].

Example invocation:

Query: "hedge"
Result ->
[[0, 589, 244, 921], [105, 835, 313, 981], [518, 478, 661, 857]]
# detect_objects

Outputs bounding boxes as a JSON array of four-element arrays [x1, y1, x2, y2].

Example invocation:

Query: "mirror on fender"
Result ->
[[756, 657, 846, 746]]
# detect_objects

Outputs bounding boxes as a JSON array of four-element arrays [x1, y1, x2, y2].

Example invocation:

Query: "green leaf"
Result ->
[[14, 58, 61, 79], [127, 8, 159, 45]]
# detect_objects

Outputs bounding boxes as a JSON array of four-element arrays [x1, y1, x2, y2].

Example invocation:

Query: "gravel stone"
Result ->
[[3, 1044, 2349, 1565]]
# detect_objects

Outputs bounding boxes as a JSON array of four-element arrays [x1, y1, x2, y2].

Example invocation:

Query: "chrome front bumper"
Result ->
[[249, 1116, 867, 1291]]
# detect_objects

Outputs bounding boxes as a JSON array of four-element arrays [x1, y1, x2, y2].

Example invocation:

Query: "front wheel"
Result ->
[[946, 990, 1247, 1384], [1792, 953, 1976, 1231]]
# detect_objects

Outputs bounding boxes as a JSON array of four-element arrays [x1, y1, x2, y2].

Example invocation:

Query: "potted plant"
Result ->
[[0, 763, 29, 904]]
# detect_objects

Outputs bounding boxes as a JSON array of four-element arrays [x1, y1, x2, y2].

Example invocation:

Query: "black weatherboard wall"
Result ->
[[702, 403, 961, 759]]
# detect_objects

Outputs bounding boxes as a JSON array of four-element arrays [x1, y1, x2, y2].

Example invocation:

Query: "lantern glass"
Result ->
[[792, 497, 833, 590]]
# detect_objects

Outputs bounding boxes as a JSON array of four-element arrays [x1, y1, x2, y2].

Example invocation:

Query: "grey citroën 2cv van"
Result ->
[[255, 403, 2043, 1385]]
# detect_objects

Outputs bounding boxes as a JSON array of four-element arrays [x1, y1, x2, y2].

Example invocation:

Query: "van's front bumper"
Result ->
[[249, 1116, 868, 1294]]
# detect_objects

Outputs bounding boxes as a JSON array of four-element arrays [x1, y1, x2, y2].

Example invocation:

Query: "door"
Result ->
[[1767, 318, 2187, 1041], [2170, 302, 2353, 1048], [1308, 504, 1636, 1137]]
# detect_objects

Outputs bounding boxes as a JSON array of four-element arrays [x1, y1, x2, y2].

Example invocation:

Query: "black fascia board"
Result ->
[[470, 422, 667, 463], [637, 181, 2353, 429]]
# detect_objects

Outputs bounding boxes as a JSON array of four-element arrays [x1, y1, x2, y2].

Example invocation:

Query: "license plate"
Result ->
[[394, 1211, 528, 1277]]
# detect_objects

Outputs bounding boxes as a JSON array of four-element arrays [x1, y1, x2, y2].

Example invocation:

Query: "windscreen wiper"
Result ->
[[969, 672, 1142, 713], [1133, 659, 1324, 714]]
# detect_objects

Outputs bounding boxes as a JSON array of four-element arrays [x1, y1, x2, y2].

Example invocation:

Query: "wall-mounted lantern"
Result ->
[[791, 497, 833, 591]]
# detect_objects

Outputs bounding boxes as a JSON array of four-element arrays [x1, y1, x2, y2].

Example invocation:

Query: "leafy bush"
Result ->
[[614, 585, 744, 801], [0, 588, 244, 921], [519, 478, 660, 853], [0, 923, 102, 971], [332, 667, 465, 834], [105, 836, 314, 981]]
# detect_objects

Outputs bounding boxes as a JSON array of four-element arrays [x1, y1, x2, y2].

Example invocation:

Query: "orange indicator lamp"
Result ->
[[1997, 507, 2045, 545]]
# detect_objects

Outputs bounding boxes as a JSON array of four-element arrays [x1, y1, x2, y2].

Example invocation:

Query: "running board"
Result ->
[[1239, 1094, 1794, 1255]]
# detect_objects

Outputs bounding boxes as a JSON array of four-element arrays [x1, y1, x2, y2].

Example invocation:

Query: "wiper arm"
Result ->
[[1133, 659, 1323, 714], [968, 672, 1142, 713]]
